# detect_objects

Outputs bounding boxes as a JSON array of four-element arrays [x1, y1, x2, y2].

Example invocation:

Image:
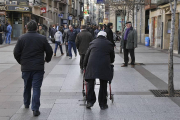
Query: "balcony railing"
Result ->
[[54, 0, 67, 4], [145, 0, 158, 10]]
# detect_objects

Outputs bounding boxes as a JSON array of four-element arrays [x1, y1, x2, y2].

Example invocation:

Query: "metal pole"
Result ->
[[140, 4, 142, 43], [135, 4, 137, 30], [161, 22, 163, 49]]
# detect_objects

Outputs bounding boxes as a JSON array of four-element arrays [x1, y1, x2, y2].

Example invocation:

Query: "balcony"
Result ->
[[145, 0, 158, 10], [54, 0, 67, 4], [157, 0, 169, 5]]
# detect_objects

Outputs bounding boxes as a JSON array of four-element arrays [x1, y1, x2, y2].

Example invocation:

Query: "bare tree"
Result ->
[[168, 0, 177, 97]]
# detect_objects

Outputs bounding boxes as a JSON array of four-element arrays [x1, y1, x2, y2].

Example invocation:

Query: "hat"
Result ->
[[126, 21, 132, 24], [97, 31, 107, 37]]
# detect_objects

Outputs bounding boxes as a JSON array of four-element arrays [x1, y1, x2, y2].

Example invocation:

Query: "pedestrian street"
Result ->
[[0, 43, 180, 120]]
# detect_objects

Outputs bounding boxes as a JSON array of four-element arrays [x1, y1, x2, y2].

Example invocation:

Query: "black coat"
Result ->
[[75, 30, 93, 55], [104, 27, 116, 47], [14, 31, 53, 72], [51, 28, 57, 38], [83, 36, 115, 81]]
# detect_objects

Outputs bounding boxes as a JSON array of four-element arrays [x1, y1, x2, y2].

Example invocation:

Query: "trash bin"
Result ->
[[145, 37, 150, 46], [0, 33, 2, 44]]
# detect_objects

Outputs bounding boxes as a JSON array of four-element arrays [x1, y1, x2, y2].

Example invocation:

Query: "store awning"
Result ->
[[32, 14, 53, 23]]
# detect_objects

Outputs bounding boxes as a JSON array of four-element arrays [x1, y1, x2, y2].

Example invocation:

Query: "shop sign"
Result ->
[[58, 14, 63, 18], [97, 0, 104, 4], [0, 6, 6, 11], [19, 2, 28, 6], [41, 7, 46, 13], [7, 6, 31, 12]]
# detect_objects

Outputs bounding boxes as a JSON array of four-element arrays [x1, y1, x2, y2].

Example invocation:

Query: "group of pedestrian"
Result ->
[[0, 22, 12, 45], [13, 19, 137, 116]]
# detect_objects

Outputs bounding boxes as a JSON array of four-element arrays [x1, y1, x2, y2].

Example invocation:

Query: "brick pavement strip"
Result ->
[[0, 44, 180, 119]]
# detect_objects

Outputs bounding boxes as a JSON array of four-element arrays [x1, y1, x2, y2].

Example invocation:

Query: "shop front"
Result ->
[[6, 5, 32, 39]]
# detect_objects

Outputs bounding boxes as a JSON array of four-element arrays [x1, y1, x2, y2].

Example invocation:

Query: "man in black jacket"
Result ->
[[105, 23, 116, 47], [83, 31, 115, 110], [50, 24, 57, 43], [75, 25, 93, 73], [13, 20, 53, 116]]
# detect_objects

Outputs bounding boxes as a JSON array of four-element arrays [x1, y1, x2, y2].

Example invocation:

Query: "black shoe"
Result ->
[[33, 110, 40, 116], [100, 104, 108, 110], [86, 102, 93, 109], [24, 105, 29, 109]]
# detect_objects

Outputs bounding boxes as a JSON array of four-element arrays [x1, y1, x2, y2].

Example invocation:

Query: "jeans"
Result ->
[[22, 71, 45, 111], [54, 41, 64, 55], [6, 33, 11, 44], [68, 41, 77, 57]]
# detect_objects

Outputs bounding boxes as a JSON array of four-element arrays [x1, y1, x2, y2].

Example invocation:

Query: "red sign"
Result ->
[[41, 7, 46, 13]]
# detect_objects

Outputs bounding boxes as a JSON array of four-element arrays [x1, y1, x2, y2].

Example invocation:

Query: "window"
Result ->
[[167, 19, 171, 34]]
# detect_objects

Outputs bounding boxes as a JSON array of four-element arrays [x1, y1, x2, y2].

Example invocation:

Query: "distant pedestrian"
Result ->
[[75, 25, 93, 73], [105, 23, 116, 47], [63, 24, 69, 56], [66, 25, 77, 59], [50, 24, 57, 43], [13, 20, 53, 116], [121, 21, 137, 68], [56, 23, 59, 31], [49, 25, 52, 38], [94, 26, 100, 39], [6, 23, 12, 44], [54, 26, 64, 56], [83, 31, 115, 110], [38, 25, 46, 36]]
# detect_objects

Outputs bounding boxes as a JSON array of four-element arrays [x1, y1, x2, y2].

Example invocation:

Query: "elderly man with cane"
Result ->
[[83, 31, 115, 110]]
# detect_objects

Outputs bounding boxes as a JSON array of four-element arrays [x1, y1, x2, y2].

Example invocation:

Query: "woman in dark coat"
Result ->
[[83, 31, 115, 110]]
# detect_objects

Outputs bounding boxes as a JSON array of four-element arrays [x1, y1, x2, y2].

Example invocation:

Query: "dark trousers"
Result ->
[[68, 41, 77, 57], [65, 44, 69, 55], [123, 41, 135, 65], [22, 71, 44, 111], [54, 41, 63, 55], [86, 79, 107, 107], [80, 54, 85, 69]]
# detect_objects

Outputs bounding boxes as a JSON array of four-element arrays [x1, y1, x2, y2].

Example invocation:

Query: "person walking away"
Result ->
[[66, 25, 77, 59], [105, 23, 116, 48], [63, 24, 69, 56], [54, 26, 64, 56], [6, 23, 12, 44], [75, 25, 93, 73], [38, 25, 46, 36], [121, 21, 137, 68], [50, 25, 57, 43], [13, 20, 53, 116], [94, 26, 100, 39], [83, 31, 115, 110]]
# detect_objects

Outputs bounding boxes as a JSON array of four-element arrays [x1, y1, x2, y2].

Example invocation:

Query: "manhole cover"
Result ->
[[150, 90, 180, 97]]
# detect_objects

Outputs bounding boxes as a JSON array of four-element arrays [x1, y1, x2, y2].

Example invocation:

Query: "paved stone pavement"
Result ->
[[0, 42, 180, 120]]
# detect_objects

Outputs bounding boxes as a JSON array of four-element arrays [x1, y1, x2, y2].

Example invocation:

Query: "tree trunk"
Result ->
[[168, 0, 177, 97]]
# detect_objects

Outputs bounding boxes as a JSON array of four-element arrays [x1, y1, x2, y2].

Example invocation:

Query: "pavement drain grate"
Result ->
[[150, 90, 180, 97]]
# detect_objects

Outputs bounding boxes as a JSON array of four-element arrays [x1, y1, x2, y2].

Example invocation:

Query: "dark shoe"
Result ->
[[86, 102, 93, 109], [66, 53, 69, 56], [121, 64, 128, 67], [131, 65, 135, 68], [24, 105, 29, 109], [33, 110, 40, 116], [61, 53, 64, 56], [54, 54, 56, 56], [100, 104, 108, 110]]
